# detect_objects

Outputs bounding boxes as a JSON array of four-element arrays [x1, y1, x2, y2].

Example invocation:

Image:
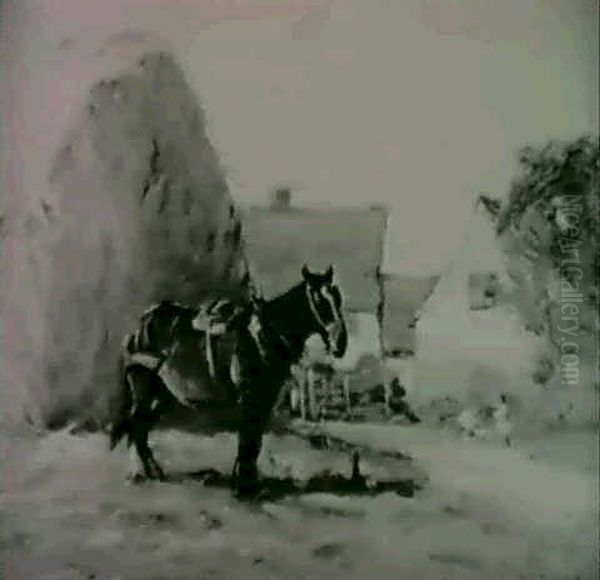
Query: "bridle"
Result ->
[[244, 280, 344, 363], [304, 282, 342, 353]]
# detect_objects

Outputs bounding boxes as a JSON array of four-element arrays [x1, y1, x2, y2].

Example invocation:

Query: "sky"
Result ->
[[2, 0, 598, 275]]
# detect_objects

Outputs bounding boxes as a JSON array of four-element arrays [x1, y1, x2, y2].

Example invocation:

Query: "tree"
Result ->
[[487, 136, 599, 423]]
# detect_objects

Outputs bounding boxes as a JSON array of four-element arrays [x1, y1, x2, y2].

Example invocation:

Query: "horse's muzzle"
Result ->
[[327, 321, 348, 359]]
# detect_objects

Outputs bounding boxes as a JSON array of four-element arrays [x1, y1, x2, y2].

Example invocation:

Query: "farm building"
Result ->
[[241, 191, 520, 422], [412, 198, 533, 415]]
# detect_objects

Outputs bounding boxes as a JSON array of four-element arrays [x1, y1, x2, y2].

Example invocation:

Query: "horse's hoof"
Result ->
[[127, 473, 147, 485], [150, 463, 168, 482], [234, 489, 260, 502], [233, 480, 262, 501], [155, 470, 168, 482], [235, 485, 276, 503]]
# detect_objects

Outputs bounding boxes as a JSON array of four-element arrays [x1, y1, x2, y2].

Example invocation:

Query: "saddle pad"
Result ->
[[157, 334, 232, 407]]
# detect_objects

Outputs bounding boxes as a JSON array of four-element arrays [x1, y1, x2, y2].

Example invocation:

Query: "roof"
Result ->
[[242, 204, 387, 312], [381, 274, 440, 356]]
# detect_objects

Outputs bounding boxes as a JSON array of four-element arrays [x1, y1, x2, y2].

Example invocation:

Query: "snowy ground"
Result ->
[[1, 421, 597, 580]]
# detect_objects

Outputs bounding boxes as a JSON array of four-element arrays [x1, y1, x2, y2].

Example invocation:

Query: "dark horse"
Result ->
[[109, 265, 348, 498]]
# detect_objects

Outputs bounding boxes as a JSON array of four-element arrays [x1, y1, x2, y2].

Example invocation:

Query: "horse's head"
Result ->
[[301, 264, 348, 358]]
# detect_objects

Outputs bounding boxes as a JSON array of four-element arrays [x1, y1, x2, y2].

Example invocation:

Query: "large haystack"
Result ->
[[3, 42, 247, 429]]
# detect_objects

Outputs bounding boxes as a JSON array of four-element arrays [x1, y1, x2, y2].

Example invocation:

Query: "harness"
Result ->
[[191, 300, 230, 380], [246, 285, 337, 365], [122, 288, 320, 385], [123, 350, 165, 373], [248, 298, 298, 364], [123, 300, 234, 382], [304, 283, 341, 346], [305, 285, 329, 330]]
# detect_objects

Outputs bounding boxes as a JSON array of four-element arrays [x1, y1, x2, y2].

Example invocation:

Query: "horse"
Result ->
[[108, 264, 348, 498]]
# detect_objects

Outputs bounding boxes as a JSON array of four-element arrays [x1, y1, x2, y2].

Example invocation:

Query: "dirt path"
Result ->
[[1, 425, 597, 579]]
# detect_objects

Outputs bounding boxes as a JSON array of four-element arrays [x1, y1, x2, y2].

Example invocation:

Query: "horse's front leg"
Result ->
[[234, 380, 280, 499]]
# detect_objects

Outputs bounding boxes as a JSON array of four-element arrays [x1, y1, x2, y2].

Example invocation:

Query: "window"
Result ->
[[469, 272, 500, 310]]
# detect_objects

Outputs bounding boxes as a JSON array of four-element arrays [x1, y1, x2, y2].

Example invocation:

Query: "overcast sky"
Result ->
[[3, 0, 598, 275]]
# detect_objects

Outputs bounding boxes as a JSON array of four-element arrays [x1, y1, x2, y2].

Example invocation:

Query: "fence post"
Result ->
[[342, 375, 350, 415], [307, 368, 317, 420], [299, 371, 307, 420], [384, 381, 392, 417]]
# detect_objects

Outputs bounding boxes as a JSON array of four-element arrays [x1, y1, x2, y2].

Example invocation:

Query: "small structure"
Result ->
[[269, 187, 292, 212], [412, 198, 526, 416]]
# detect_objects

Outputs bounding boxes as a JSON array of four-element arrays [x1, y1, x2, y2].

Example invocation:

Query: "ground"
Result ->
[[1, 421, 597, 580]]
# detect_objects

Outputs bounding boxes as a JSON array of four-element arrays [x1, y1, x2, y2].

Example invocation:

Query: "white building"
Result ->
[[412, 200, 544, 412]]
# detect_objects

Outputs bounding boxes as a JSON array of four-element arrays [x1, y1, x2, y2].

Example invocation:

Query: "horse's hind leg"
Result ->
[[130, 408, 167, 482], [126, 367, 168, 482]]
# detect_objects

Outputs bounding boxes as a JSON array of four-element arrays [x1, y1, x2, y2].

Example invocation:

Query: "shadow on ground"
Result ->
[[165, 467, 422, 502]]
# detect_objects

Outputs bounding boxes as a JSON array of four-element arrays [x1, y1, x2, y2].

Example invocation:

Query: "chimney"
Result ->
[[270, 187, 291, 211]]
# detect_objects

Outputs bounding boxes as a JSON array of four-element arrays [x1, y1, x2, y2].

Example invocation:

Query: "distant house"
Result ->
[[416, 199, 508, 336], [412, 199, 523, 410], [242, 191, 387, 369]]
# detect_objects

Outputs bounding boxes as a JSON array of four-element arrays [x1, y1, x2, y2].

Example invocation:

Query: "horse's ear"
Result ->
[[250, 295, 265, 310], [240, 271, 251, 289], [325, 265, 334, 283], [301, 264, 311, 282]]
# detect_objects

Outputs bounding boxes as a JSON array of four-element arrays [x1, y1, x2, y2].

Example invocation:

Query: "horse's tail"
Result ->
[[109, 345, 133, 450]]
